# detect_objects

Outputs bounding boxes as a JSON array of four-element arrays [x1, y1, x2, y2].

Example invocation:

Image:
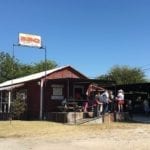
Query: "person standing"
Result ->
[[126, 99, 133, 119], [143, 99, 150, 116], [115, 89, 124, 112], [100, 90, 110, 114], [93, 94, 103, 117], [108, 90, 115, 112]]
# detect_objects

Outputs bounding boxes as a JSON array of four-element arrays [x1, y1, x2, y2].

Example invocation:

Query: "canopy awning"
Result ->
[[0, 83, 24, 91], [86, 83, 105, 96]]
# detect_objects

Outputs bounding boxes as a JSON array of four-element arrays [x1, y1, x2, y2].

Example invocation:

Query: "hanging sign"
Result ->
[[19, 33, 42, 48]]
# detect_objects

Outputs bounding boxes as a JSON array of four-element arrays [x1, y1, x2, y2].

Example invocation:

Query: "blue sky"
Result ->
[[1, 0, 150, 78]]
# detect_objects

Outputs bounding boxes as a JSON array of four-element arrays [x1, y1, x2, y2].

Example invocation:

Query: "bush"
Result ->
[[11, 94, 27, 119]]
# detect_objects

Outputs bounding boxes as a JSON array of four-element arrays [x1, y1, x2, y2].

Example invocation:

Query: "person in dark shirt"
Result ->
[[126, 100, 133, 119]]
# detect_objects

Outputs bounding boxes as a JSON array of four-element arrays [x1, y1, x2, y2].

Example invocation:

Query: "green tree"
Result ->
[[0, 51, 19, 82], [97, 65, 146, 84], [16, 60, 58, 77], [0, 52, 31, 82], [32, 60, 57, 73], [11, 93, 27, 119], [0, 51, 58, 83]]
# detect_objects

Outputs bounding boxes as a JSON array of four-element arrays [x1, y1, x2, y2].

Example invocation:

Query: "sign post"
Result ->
[[12, 33, 47, 120]]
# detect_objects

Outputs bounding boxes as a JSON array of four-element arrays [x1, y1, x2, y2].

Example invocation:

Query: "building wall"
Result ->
[[44, 81, 89, 113], [18, 68, 87, 119], [25, 80, 41, 119], [43, 68, 87, 113], [44, 80, 67, 112], [8, 67, 88, 119]]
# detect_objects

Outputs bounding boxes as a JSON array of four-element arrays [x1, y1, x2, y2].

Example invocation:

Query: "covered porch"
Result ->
[[43, 78, 115, 123]]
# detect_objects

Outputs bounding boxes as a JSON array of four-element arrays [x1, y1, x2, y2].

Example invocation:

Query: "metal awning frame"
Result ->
[[0, 83, 24, 91]]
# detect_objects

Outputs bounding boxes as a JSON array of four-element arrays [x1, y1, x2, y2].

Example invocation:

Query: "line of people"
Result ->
[[83, 89, 125, 117]]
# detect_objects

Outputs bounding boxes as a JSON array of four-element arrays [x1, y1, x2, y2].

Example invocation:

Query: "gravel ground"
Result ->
[[0, 123, 150, 150]]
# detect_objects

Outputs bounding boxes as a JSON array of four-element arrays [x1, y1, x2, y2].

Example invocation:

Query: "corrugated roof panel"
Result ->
[[0, 83, 24, 91], [0, 65, 69, 87]]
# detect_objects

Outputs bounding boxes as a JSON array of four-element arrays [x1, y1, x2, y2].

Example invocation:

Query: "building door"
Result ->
[[73, 85, 84, 99]]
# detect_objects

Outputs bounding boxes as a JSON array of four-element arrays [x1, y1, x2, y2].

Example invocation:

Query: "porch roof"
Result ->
[[109, 82, 150, 93], [46, 78, 115, 87], [0, 83, 24, 91]]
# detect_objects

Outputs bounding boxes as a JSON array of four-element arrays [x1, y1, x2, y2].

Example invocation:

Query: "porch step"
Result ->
[[67, 116, 103, 125]]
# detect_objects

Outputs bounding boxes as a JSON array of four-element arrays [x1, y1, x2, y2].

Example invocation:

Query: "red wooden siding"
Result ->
[[26, 81, 41, 119], [7, 67, 89, 119], [46, 67, 87, 79]]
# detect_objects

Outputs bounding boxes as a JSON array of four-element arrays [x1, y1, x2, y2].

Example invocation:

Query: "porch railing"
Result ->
[[0, 113, 10, 120]]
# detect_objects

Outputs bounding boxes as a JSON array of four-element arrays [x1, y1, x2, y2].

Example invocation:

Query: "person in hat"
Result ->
[[116, 89, 124, 112]]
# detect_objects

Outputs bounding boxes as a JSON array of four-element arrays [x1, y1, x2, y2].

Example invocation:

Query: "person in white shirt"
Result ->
[[100, 90, 110, 113], [116, 89, 124, 112]]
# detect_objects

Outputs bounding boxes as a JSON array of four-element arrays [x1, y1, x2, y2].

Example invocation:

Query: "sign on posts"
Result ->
[[19, 33, 42, 48]]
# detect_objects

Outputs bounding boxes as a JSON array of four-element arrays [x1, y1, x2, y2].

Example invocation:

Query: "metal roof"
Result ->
[[0, 65, 86, 88], [0, 83, 24, 91]]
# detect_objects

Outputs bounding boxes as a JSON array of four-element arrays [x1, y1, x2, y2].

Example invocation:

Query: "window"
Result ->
[[51, 84, 64, 100], [0, 91, 8, 113]]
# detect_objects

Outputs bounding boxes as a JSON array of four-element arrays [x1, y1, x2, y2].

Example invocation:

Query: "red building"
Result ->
[[0, 65, 110, 120]]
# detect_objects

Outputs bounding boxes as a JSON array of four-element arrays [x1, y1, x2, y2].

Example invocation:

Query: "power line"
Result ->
[[138, 64, 150, 72], [140, 64, 150, 69], [143, 68, 150, 71]]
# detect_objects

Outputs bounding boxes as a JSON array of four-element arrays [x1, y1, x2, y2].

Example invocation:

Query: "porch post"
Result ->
[[67, 79, 69, 99], [8, 90, 11, 113], [0, 91, 2, 112], [39, 79, 44, 120]]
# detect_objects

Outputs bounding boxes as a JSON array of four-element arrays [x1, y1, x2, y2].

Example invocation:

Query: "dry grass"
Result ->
[[0, 120, 149, 139], [0, 121, 150, 150]]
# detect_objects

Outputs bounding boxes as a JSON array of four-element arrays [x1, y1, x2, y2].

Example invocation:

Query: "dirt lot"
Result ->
[[0, 121, 150, 150]]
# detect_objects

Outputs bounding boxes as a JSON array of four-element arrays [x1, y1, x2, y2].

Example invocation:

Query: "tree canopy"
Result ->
[[1, 51, 148, 85], [0, 51, 16, 82], [97, 65, 146, 84], [0, 51, 58, 83]]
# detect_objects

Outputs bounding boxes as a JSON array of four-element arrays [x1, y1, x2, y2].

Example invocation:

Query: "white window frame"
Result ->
[[51, 84, 64, 100]]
